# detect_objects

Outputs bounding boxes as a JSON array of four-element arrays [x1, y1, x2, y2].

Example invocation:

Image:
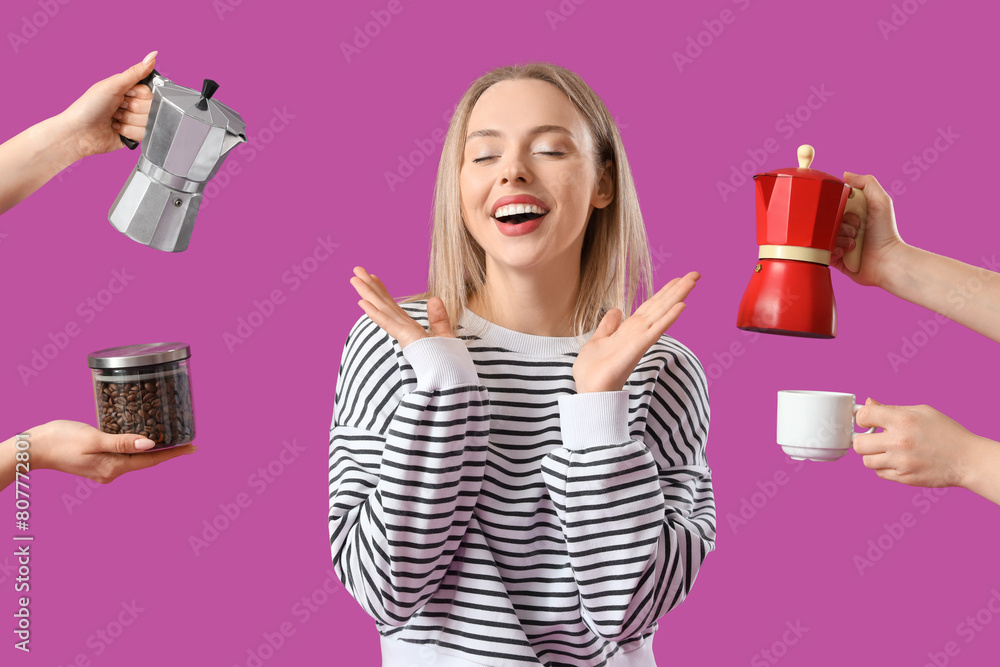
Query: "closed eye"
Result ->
[[472, 152, 565, 164]]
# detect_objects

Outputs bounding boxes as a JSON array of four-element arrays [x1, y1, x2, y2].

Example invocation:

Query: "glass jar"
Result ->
[[87, 343, 195, 449]]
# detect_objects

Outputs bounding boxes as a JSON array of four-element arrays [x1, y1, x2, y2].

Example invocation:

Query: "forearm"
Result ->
[[880, 244, 1000, 342], [0, 435, 17, 491], [542, 391, 715, 641], [332, 400, 488, 623], [329, 336, 490, 624], [0, 114, 81, 215], [962, 434, 1000, 506]]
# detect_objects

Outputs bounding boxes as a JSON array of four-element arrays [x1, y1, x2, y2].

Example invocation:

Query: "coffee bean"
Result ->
[[94, 370, 195, 450]]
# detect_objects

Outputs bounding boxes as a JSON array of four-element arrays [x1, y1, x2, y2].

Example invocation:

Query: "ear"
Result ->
[[592, 159, 614, 210]]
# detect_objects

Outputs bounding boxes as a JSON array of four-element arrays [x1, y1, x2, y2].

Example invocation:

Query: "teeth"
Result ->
[[494, 203, 548, 219]]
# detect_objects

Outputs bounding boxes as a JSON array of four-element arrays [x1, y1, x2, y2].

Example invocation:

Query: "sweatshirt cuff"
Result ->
[[401, 337, 479, 391], [559, 391, 631, 450]]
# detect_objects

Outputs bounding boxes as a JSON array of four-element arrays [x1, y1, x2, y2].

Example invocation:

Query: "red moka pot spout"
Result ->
[[736, 145, 867, 339]]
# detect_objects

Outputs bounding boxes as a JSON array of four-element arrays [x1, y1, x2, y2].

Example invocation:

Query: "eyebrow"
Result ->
[[466, 125, 574, 141]]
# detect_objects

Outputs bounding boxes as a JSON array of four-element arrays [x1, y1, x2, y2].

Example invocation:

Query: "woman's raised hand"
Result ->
[[573, 272, 700, 394], [350, 266, 456, 349]]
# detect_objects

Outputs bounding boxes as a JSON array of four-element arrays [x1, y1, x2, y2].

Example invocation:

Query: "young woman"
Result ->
[[329, 63, 715, 666]]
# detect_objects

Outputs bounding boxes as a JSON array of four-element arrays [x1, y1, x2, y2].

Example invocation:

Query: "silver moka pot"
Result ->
[[109, 70, 246, 252]]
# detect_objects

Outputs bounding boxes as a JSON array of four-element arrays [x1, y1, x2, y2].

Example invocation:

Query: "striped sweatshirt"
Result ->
[[329, 301, 715, 666]]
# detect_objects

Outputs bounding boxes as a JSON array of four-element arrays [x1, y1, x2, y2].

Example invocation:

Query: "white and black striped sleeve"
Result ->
[[328, 317, 490, 626], [540, 339, 715, 642]]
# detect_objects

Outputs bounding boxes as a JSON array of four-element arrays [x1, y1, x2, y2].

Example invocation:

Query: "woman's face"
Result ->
[[459, 79, 612, 279]]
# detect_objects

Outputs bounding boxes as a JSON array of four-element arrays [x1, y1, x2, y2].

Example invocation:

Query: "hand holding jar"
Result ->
[[0, 420, 195, 491]]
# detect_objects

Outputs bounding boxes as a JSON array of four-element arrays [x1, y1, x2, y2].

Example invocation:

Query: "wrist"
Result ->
[[37, 114, 85, 167], [18, 423, 51, 471], [877, 242, 921, 295], [573, 373, 625, 394], [559, 391, 630, 450], [959, 434, 1000, 495], [0, 436, 16, 489], [401, 337, 478, 390]]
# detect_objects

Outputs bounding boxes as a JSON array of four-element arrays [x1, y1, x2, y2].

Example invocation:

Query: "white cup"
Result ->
[[776, 390, 876, 462]]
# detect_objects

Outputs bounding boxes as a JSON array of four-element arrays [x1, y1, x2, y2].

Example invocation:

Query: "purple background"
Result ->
[[1, 0, 998, 665]]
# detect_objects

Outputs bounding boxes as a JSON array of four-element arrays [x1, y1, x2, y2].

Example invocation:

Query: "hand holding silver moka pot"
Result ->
[[109, 70, 246, 252]]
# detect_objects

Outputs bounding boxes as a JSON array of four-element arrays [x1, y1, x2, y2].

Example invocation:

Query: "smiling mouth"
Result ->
[[493, 203, 549, 224]]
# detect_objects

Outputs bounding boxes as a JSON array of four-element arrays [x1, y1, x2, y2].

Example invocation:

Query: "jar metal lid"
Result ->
[[87, 342, 191, 369]]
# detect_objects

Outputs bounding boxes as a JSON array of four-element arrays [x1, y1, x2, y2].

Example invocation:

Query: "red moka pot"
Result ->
[[736, 145, 867, 338]]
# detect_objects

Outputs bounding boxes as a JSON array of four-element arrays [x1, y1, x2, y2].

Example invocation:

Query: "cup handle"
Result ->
[[842, 186, 868, 273], [852, 403, 876, 440]]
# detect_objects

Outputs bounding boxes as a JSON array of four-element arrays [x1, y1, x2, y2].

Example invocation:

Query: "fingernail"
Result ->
[[142, 50, 157, 65], [186, 446, 198, 454], [124, 89, 136, 97], [135, 438, 156, 450], [843, 171, 856, 178], [112, 122, 122, 129]]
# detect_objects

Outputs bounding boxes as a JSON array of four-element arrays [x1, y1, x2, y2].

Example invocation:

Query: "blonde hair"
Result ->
[[406, 62, 653, 338]]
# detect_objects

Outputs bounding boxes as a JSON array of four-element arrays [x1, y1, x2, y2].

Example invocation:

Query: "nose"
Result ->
[[499, 151, 531, 185]]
